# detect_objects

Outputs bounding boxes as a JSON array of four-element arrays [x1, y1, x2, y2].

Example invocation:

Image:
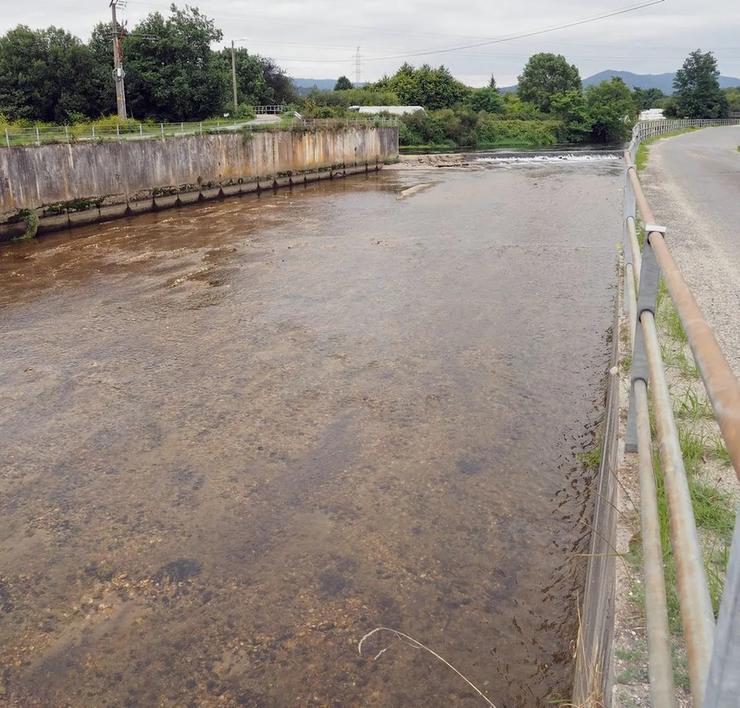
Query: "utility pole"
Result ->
[[231, 40, 239, 115], [355, 47, 361, 86], [110, 0, 127, 120]]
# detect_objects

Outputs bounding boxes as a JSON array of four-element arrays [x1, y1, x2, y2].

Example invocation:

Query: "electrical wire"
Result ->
[[361, 0, 667, 61], [232, 0, 667, 66]]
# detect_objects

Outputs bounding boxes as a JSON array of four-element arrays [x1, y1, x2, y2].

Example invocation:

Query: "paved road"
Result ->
[[642, 125, 740, 373]]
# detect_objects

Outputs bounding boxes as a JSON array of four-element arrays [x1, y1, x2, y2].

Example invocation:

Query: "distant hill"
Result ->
[[292, 78, 338, 92], [583, 70, 740, 93], [503, 70, 740, 95]]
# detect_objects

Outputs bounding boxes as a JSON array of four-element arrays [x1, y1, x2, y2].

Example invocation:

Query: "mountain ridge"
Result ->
[[292, 71, 740, 96]]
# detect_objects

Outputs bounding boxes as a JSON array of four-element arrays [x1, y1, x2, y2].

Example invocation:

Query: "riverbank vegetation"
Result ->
[[0, 5, 735, 150]]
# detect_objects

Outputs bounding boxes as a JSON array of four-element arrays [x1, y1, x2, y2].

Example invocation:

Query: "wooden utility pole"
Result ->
[[231, 41, 239, 115], [110, 0, 127, 120]]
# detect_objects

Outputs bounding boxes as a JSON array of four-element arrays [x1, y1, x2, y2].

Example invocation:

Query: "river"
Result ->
[[0, 155, 621, 707]]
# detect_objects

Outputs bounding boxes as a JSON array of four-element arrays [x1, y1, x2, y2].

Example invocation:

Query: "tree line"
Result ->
[[302, 50, 731, 149], [0, 0, 732, 149], [0, 4, 296, 123]]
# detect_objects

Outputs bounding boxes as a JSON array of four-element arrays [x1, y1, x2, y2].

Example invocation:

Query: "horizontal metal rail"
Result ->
[[622, 119, 739, 707], [634, 379, 676, 707]]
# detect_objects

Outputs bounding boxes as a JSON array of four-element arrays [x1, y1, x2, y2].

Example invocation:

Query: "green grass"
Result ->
[[675, 389, 713, 421], [712, 437, 732, 466], [578, 445, 603, 472], [688, 481, 735, 542], [663, 304, 688, 345], [679, 427, 707, 476]]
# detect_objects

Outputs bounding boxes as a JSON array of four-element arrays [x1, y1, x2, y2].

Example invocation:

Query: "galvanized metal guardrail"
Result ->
[[1, 114, 399, 148], [623, 118, 740, 707]]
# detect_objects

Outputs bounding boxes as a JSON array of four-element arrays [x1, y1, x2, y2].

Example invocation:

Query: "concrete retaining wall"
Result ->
[[0, 126, 398, 238]]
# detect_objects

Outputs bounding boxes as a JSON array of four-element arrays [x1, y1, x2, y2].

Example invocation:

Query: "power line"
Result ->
[[230, 0, 666, 67], [362, 0, 667, 62]]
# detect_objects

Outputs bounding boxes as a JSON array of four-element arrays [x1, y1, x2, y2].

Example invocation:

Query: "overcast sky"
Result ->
[[1, 0, 738, 85]]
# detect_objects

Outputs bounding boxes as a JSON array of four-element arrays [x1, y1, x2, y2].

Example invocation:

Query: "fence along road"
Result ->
[[1, 110, 398, 148], [623, 119, 740, 707]]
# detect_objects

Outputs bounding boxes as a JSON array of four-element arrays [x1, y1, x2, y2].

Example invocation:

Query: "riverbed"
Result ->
[[0, 157, 621, 707]]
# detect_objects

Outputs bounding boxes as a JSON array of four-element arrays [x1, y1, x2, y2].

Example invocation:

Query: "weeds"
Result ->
[[579, 445, 603, 472], [712, 437, 731, 466], [675, 389, 712, 421]]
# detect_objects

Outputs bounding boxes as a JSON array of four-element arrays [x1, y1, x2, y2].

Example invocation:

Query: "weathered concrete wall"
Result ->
[[0, 127, 398, 237]]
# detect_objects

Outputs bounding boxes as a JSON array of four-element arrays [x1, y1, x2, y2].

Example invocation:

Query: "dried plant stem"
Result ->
[[357, 626, 496, 707]]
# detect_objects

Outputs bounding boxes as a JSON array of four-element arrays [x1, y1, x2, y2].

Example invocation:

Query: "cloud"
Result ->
[[1, 0, 738, 84]]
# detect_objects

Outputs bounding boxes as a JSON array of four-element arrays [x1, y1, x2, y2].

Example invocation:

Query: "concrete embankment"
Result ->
[[0, 126, 399, 239]]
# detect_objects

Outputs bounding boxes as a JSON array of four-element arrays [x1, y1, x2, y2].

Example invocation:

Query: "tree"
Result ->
[[724, 87, 740, 113], [488, 74, 497, 90], [585, 78, 636, 143], [0, 25, 101, 121], [550, 90, 591, 143], [468, 87, 503, 113], [673, 50, 729, 118], [518, 53, 581, 112], [123, 4, 227, 121], [374, 63, 469, 109], [334, 76, 353, 91], [87, 22, 118, 117], [217, 49, 296, 107], [632, 87, 664, 111]]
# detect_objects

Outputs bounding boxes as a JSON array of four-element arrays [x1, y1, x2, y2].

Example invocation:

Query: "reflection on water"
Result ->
[[0, 160, 621, 707]]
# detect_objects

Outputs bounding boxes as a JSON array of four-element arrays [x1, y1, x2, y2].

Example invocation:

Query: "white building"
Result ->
[[639, 108, 666, 121], [348, 106, 425, 116]]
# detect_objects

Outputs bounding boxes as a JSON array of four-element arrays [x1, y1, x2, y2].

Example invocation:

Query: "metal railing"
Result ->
[[623, 118, 740, 707], [1, 114, 398, 148]]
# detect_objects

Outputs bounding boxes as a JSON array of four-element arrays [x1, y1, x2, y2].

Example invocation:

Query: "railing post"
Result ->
[[140, 123, 143, 136], [161, 123, 164, 138], [35, 126, 40, 146], [6, 127, 11, 148], [705, 508, 740, 707]]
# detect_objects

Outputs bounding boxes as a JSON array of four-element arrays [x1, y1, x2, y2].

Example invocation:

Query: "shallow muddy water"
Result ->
[[0, 160, 621, 707]]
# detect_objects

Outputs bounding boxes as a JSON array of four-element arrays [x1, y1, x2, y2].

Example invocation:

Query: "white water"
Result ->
[[475, 152, 621, 164]]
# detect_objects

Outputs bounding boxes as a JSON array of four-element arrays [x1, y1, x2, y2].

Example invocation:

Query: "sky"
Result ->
[[1, 0, 738, 86]]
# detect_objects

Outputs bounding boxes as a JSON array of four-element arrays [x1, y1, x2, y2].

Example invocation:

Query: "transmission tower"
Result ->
[[355, 47, 361, 87]]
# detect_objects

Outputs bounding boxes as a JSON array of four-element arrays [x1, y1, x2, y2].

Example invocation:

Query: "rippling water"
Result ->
[[0, 158, 621, 707]]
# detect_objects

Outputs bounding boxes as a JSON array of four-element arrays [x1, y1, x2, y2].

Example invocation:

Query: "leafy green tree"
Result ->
[[0, 25, 101, 121], [468, 87, 503, 113], [501, 93, 541, 118], [334, 76, 353, 91], [217, 49, 296, 107], [632, 87, 664, 111], [723, 87, 740, 113], [550, 90, 591, 142], [518, 53, 581, 112], [488, 74, 497, 90], [86, 22, 118, 116], [585, 78, 636, 143], [123, 4, 227, 120], [673, 50, 729, 118], [374, 63, 469, 109]]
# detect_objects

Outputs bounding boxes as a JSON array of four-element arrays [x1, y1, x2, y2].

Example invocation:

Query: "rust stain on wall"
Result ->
[[0, 127, 399, 216]]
